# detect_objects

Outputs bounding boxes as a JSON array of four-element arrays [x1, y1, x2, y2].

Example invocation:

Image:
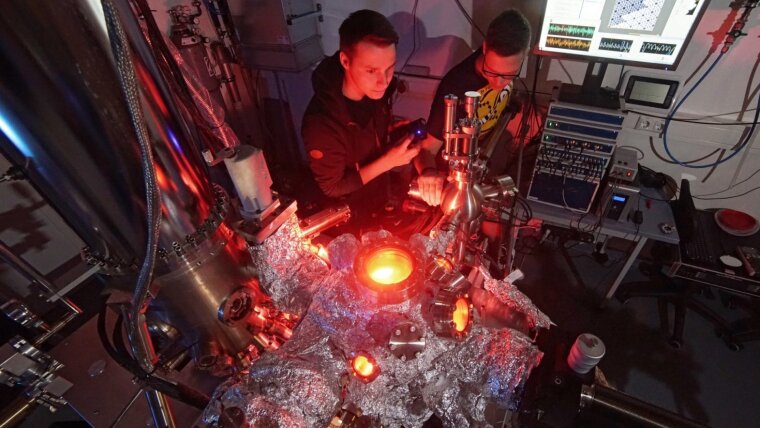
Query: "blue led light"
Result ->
[[612, 195, 626, 202]]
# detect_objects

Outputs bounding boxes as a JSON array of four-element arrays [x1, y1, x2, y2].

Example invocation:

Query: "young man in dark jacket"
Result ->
[[302, 10, 420, 229]]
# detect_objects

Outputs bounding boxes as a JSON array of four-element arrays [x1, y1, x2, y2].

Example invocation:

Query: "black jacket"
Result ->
[[302, 52, 395, 216]]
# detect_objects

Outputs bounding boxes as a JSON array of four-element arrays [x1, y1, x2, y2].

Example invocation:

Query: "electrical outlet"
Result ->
[[634, 115, 665, 133]]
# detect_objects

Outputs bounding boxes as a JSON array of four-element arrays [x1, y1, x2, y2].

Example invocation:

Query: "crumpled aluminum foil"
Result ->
[[248, 216, 330, 316], [480, 266, 552, 331], [206, 219, 548, 427]]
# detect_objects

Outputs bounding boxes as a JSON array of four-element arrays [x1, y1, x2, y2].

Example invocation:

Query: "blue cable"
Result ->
[[662, 51, 760, 169]]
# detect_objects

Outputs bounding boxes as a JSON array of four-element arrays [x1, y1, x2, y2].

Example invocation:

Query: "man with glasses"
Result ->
[[414, 9, 531, 206]]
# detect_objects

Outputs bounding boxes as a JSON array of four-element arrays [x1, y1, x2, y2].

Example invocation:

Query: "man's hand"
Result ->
[[417, 169, 445, 206], [383, 136, 421, 169], [359, 136, 420, 186]]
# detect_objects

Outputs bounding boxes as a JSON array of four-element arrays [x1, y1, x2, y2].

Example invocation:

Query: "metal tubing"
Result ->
[[463, 91, 480, 120], [443, 95, 458, 156], [580, 384, 709, 428], [0, 241, 82, 315], [111, 388, 144, 428], [0, 396, 37, 428], [0, 240, 82, 346], [33, 311, 79, 347], [298, 204, 351, 238], [144, 389, 177, 428]]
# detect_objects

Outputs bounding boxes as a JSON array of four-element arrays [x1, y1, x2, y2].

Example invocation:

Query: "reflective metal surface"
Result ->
[[0, 1, 148, 265], [151, 224, 265, 372], [0, 1, 217, 269]]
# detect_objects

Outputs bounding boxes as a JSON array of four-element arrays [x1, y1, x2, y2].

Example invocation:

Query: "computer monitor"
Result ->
[[534, 0, 710, 108]]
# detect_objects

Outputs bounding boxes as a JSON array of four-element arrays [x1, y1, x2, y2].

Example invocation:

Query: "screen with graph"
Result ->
[[536, 0, 709, 68]]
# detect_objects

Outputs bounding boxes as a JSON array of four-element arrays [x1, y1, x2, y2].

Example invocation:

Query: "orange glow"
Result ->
[[453, 298, 470, 332], [435, 257, 453, 272], [365, 248, 413, 285], [309, 244, 330, 264], [352, 355, 375, 378]]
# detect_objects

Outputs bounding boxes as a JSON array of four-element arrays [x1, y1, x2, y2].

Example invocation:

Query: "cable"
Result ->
[[452, 0, 485, 39], [694, 165, 760, 196], [101, 0, 162, 374], [662, 51, 760, 168], [649, 135, 722, 165], [617, 145, 645, 161], [625, 108, 757, 125], [694, 184, 760, 200], [400, 0, 420, 75], [96, 304, 210, 409]]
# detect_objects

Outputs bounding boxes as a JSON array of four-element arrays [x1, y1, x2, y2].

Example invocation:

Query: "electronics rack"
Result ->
[[527, 101, 625, 213]]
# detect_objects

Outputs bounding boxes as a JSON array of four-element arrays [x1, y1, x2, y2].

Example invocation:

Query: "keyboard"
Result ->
[[669, 262, 760, 298], [669, 209, 760, 299], [681, 225, 717, 265]]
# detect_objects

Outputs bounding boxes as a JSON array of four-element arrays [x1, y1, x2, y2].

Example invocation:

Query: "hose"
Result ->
[[101, 0, 162, 374]]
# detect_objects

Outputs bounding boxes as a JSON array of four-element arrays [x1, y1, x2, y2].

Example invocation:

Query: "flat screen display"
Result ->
[[536, 0, 710, 69], [623, 76, 679, 108]]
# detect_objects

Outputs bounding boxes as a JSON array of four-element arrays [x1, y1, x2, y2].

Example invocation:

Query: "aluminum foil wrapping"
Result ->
[[164, 35, 240, 151], [208, 227, 548, 427], [409, 227, 456, 258], [326, 233, 360, 271], [248, 216, 330, 316], [480, 266, 552, 331]]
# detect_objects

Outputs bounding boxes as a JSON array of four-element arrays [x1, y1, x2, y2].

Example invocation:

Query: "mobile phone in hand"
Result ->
[[408, 118, 427, 148]]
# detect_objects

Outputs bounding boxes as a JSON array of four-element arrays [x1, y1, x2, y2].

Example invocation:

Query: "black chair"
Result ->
[[616, 258, 737, 350], [717, 297, 760, 350]]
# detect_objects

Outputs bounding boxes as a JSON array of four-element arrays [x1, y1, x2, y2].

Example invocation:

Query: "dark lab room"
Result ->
[[0, 0, 758, 427]]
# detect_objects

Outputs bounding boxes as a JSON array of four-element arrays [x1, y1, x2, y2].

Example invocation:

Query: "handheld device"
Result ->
[[409, 118, 427, 145]]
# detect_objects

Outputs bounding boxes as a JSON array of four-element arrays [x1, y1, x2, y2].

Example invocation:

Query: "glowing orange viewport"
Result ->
[[365, 248, 413, 285], [350, 353, 379, 382], [453, 298, 470, 333]]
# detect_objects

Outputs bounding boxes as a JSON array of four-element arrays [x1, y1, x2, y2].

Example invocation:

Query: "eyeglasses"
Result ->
[[481, 57, 523, 81]]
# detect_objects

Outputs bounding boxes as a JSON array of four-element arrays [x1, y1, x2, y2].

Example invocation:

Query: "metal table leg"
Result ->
[[604, 237, 648, 300]]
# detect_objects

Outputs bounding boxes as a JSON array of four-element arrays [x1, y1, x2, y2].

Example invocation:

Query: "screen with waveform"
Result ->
[[545, 37, 591, 52], [536, 0, 709, 68], [598, 38, 633, 53], [548, 23, 595, 39], [640, 42, 676, 55]]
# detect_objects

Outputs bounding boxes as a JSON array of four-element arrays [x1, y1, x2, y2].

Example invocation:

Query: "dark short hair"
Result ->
[[339, 9, 399, 56], [485, 9, 532, 57]]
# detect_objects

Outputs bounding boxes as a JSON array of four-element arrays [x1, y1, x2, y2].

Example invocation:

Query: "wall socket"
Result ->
[[634, 115, 665, 133]]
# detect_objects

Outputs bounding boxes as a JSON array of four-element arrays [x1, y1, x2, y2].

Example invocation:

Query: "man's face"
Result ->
[[340, 41, 396, 100], [480, 44, 525, 91]]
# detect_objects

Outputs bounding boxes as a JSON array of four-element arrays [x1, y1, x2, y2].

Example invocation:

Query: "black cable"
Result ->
[[96, 304, 210, 409], [625, 109, 758, 125], [97, 304, 140, 374], [648, 136, 723, 165], [400, 0, 420, 74], [452, 0, 485, 39], [695, 165, 760, 197], [694, 184, 760, 200]]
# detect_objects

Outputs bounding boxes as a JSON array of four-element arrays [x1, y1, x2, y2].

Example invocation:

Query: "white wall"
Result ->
[[272, 0, 759, 218], [0, 155, 84, 297], [605, 1, 760, 218]]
